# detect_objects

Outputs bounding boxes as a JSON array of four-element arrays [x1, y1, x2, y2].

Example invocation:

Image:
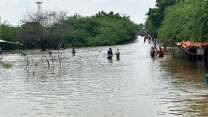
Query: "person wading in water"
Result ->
[[150, 46, 156, 58], [158, 47, 164, 58], [107, 48, 113, 59], [72, 47, 76, 56], [115, 49, 120, 60]]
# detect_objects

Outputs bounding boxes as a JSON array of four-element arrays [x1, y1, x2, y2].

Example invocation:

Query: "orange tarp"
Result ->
[[177, 41, 208, 49]]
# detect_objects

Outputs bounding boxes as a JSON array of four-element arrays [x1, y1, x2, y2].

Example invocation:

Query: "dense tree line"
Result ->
[[145, 0, 177, 37], [0, 24, 18, 49], [145, 0, 208, 43], [0, 11, 139, 50]]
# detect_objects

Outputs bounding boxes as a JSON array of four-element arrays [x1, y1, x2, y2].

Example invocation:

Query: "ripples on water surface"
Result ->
[[0, 37, 208, 117]]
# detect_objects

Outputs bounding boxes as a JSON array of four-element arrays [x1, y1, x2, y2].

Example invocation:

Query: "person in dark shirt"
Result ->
[[150, 47, 155, 58], [72, 47, 76, 56], [107, 48, 113, 59]]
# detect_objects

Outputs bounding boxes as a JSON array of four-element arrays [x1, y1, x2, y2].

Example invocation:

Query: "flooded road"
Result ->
[[0, 37, 208, 117]]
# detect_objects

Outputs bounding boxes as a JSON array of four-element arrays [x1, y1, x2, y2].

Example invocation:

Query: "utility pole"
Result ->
[[36, 1, 45, 51], [36, 1, 43, 18]]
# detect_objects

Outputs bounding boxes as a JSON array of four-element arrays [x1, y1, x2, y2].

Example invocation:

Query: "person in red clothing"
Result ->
[[158, 47, 164, 58]]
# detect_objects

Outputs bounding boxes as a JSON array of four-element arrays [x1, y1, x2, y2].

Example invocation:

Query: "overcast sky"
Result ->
[[0, 0, 156, 25]]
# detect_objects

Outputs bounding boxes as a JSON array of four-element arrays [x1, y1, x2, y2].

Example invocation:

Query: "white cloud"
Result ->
[[0, 0, 155, 25]]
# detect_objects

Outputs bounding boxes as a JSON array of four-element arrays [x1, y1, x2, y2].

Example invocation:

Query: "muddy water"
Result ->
[[0, 37, 208, 117]]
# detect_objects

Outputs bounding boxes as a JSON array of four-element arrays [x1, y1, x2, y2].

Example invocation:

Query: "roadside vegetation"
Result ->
[[145, 0, 208, 44], [0, 11, 140, 50]]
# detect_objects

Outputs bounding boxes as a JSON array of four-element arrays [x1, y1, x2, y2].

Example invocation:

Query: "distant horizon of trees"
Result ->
[[0, 11, 141, 50]]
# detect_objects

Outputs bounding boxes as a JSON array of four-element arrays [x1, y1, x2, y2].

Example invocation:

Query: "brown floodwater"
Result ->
[[0, 37, 208, 117]]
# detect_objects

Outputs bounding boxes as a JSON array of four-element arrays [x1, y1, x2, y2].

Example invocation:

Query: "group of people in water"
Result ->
[[144, 34, 164, 58], [56, 35, 164, 60], [150, 46, 164, 58], [107, 48, 120, 60], [71, 47, 120, 60], [72, 39, 163, 60]]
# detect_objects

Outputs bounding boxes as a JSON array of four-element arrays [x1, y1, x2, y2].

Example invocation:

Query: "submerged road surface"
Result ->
[[0, 37, 208, 117]]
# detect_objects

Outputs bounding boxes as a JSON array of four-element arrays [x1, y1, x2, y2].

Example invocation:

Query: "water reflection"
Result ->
[[0, 37, 208, 117], [158, 55, 208, 117]]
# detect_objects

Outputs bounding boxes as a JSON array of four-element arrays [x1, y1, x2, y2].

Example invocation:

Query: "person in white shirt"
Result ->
[[115, 49, 120, 59]]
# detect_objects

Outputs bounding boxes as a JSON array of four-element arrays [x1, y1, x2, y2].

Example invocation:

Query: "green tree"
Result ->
[[0, 23, 18, 50], [158, 0, 208, 42], [145, 0, 177, 36]]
